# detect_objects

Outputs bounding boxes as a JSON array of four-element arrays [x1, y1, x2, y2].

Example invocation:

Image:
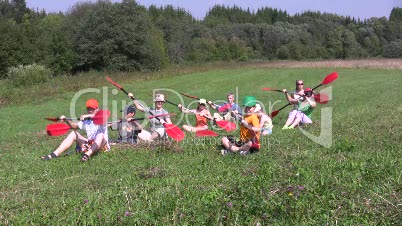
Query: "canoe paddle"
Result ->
[[269, 72, 338, 117], [105, 76, 185, 142], [46, 110, 110, 136]]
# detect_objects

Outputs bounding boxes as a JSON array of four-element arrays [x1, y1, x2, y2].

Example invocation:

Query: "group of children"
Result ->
[[41, 80, 316, 161]]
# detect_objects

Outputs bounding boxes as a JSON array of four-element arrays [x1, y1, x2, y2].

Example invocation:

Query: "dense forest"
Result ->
[[1, 0, 402, 78]]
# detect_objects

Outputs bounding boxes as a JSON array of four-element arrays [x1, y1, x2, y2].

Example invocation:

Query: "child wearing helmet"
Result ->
[[220, 96, 261, 156]]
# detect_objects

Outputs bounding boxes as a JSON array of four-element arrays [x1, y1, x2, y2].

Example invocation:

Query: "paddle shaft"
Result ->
[[64, 117, 81, 121], [48, 110, 109, 128], [105, 76, 176, 127], [107, 113, 173, 124], [113, 85, 166, 123], [47, 117, 90, 121], [179, 92, 220, 108], [262, 88, 282, 92], [165, 99, 214, 121], [312, 83, 322, 90]]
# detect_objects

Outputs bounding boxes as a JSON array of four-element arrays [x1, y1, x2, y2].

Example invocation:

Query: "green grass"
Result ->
[[0, 68, 402, 225]]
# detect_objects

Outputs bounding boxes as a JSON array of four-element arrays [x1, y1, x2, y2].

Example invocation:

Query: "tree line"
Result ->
[[1, 0, 401, 78]]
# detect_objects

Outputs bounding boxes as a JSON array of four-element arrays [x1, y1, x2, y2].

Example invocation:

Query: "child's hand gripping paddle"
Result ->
[[262, 88, 330, 105], [45, 117, 79, 122], [105, 76, 185, 142]]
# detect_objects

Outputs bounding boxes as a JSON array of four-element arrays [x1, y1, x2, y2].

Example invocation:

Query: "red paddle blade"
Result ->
[[269, 110, 280, 118], [92, 110, 110, 125], [164, 123, 185, 142], [314, 93, 329, 104], [262, 87, 281, 92], [105, 76, 122, 89], [216, 120, 236, 132], [196, 130, 218, 137], [46, 123, 70, 136], [322, 72, 338, 85], [45, 117, 59, 122]]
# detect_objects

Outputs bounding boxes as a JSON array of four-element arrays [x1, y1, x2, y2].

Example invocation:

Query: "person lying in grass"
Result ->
[[177, 98, 213, 132], [208, 92, 241, 122], [221, 96, 261, 156], [282, 87, 316, 129], [109, 105, 151, 145], [128, 93, 172, 141], [41, 99, 110, 162], [254, 104, 273, 135]]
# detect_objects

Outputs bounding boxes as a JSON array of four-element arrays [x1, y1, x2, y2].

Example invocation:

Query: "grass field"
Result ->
[[0, 65, 401, 225]]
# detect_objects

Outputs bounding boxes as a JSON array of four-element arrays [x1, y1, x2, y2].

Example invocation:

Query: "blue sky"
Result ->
[[26, 0, 402, 20]]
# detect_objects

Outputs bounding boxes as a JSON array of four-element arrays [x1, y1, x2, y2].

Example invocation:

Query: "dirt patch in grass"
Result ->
[[138, 166, 166, 179]]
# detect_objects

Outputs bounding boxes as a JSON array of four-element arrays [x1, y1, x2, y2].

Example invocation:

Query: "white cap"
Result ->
[[254, 104, 262, 112], [154, 94, 165, 102]]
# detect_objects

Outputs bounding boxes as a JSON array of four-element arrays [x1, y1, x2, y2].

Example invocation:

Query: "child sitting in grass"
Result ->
[[178, 99, 213, 132], [282, 87, 316, 129]]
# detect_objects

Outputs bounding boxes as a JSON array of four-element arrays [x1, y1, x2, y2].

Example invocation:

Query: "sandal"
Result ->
[[41, 152, 58, 161], [81, 154, 90, 162]]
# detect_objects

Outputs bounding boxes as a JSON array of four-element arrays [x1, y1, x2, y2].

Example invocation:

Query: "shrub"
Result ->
[[383, 39, 402, 58], [7, 64, 52, 87], [276, 45, 290, 59]]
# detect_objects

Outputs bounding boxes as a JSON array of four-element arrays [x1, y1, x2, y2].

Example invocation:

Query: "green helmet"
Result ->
[[242, 96, 257, 107]]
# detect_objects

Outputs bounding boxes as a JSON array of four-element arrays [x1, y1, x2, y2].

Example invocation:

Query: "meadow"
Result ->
[[0, 62, 401, 225]]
